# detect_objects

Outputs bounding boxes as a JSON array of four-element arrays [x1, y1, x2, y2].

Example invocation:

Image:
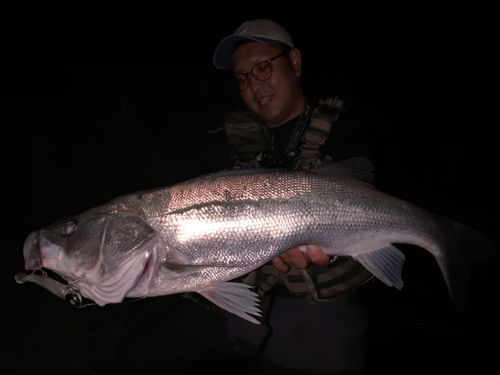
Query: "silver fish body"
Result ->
[[20, 159, 496, 322]]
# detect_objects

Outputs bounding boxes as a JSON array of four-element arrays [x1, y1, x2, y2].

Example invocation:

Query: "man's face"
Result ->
[[231, 42, 305, 128]]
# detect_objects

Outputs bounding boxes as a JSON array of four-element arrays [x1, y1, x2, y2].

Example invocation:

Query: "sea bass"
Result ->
[[18, 158, 496, 323]]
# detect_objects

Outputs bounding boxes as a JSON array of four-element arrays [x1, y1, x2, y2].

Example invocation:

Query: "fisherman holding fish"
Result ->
[[17, 17, 496, 375], [205, 19, 374, 374]]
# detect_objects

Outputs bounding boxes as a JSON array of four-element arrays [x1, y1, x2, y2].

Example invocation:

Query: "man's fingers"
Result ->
[[277, 248, 310, 269], [306, 245, 331, 267], [272, 256, 290, 273], [285, 248, 310, 269], [272, 246, 331, 272]]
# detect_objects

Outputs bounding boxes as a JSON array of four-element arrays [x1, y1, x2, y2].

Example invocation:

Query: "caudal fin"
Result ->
[[435, 221, 497, 311]]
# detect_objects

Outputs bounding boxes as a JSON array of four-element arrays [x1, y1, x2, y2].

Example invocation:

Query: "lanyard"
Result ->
[[284, 103, 312, 155]]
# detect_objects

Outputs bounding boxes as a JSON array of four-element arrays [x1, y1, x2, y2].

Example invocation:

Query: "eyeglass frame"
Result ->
[[233, 47, 292, 92]]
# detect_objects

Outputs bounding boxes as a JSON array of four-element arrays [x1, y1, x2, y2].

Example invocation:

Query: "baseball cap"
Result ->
[[213, 19, 294, 69]]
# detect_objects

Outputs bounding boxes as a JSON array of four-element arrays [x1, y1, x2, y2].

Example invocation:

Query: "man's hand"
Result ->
[[271, 245, 331, 273]]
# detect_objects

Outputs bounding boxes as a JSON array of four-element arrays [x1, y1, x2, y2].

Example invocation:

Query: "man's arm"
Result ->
[[271, 104, 373, 273]]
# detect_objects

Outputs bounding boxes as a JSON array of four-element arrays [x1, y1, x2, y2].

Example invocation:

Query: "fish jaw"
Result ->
[[22, 229, 158, 306], [23, 231, 42, 270], [23, 230, 75, 279]]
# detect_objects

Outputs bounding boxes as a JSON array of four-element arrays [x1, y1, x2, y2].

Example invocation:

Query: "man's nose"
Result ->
[[248, 75, 265, 92]]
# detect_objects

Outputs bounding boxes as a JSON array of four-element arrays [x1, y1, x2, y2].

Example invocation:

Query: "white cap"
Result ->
[[213, 19, 294, 69]]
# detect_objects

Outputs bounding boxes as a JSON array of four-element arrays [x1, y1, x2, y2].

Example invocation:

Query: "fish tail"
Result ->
[[436, 220, 496, 311]]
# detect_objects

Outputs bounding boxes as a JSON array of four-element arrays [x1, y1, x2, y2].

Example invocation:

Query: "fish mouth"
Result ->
[[21, 229, 158, 305], [23, 231, 43, 271]]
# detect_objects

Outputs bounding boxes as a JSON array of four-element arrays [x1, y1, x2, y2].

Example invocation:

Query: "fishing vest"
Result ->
[[224, 96, 347, 171], [223, 97, 374, 301]]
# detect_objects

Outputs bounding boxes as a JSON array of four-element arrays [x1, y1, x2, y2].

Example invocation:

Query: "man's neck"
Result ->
[[265, 93, 307, 129]]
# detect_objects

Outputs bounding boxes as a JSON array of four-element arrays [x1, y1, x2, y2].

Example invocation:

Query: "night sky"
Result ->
[[2, 6, 498, 374]]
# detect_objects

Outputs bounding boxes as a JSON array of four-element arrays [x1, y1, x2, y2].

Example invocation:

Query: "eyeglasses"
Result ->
[[233, 48, 291, 92]]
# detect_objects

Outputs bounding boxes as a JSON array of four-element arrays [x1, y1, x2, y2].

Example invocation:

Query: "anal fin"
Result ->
[[354, 245, 405, 289]]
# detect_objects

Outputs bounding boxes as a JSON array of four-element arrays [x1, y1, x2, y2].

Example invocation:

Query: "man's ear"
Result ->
[[289, 48, 302, 77]]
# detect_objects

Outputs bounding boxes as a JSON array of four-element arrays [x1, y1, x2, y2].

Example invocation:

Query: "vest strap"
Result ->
[[298, 96, 344, 170]]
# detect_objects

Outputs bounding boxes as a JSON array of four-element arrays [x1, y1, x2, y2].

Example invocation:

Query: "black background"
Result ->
[[2, 5, 498, 374]]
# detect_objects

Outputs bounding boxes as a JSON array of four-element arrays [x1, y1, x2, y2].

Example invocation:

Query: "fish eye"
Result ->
[[62, 220, 78, 236]]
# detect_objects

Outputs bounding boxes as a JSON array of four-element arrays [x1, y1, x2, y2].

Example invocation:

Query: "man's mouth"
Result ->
[[256, 96, 272, 108]]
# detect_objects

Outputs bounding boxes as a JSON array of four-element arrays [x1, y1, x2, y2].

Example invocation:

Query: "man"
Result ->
[[210, 19, 373, 374], [118, 19, 373, 375], [215, 20, 334, 275]]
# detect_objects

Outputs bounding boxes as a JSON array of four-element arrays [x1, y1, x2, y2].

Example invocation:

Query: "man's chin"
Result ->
[[257, 110, 284, 128], [262, 114, 287, 128]]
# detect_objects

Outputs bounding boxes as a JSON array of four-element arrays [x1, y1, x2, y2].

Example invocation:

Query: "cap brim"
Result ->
[[213, 35, 277, 69]]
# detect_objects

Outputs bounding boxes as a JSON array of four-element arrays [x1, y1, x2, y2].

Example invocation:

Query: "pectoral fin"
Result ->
[[354, 245, 405, 289], [198, 282, 262, 324], [164, 248, 191, 265]]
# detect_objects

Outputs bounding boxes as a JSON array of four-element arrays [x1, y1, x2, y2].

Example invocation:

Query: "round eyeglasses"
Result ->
[[233, 48, 291, 92]]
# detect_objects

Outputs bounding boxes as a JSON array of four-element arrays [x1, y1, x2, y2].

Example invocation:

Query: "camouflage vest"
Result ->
[[223, 97, 373, 301]]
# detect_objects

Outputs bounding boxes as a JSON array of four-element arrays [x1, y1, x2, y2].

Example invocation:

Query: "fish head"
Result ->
[[23, 207, 158, 305]]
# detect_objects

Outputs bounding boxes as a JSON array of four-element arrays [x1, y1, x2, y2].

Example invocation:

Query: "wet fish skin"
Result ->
[[19, 159, 496, 323]]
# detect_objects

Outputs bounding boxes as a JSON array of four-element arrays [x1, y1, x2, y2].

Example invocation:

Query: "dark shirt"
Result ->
[[269, 116, 302, 155]]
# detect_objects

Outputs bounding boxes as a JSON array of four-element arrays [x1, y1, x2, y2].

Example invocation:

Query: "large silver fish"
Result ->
[[18, 158, 496, 323]]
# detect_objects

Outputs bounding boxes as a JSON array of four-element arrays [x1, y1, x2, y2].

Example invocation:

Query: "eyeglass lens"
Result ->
[[234, 61, 273, 91]]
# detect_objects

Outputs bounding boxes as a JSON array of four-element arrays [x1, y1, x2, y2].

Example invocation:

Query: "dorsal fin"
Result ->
[[310, 157, 375, 184]]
